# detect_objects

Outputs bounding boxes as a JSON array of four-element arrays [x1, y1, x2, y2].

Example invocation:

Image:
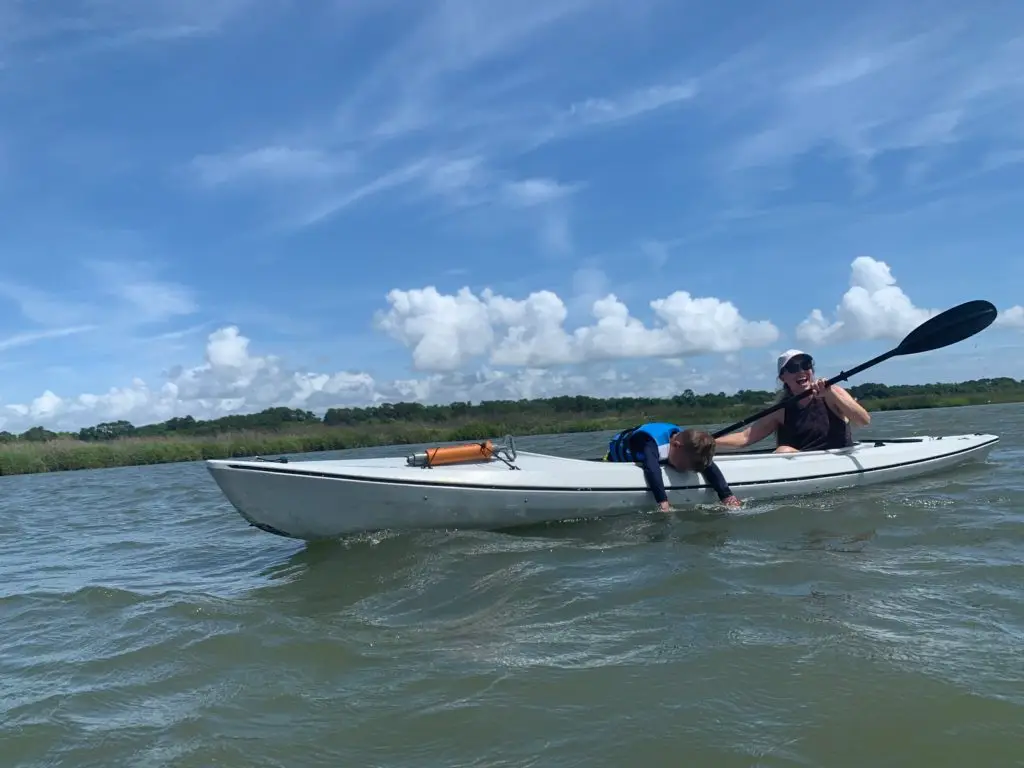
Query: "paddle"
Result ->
[[711, 299, 999, 439]]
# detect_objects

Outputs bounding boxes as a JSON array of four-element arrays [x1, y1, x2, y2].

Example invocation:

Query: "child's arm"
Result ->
[[702, 461, 741, 507], [636, 437, 671, 511]]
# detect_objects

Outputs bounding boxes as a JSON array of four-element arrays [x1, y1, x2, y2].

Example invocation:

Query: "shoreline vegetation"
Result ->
[[0, 377, 1021, 476]]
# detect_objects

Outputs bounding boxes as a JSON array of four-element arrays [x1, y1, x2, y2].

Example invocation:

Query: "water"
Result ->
[[2, 404, 1023, 767]]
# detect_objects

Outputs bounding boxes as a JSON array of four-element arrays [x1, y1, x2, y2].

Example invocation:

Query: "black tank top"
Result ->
[[776, 395, 852, 451]]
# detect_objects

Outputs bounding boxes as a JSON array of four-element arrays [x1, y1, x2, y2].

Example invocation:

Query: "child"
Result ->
[[605, 422, 741, 511]]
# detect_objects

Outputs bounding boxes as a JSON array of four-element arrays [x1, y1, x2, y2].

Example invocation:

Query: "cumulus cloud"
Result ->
[[374, 285, 780, 371], [0, 323, 737, 434], [796, 256, 938, 344], [0, 325, 380, 433], [2, 269, 1019, 434], [797, 255, 1024, 345], [995, 305, 1024, 329], [374, 288, 497, 372]]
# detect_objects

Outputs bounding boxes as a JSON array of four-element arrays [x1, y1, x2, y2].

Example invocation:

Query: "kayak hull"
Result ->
[[205, 433, 1000, 541]]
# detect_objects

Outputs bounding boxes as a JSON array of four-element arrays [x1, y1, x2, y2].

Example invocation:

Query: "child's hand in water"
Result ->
[[658, 500, 672, 512]]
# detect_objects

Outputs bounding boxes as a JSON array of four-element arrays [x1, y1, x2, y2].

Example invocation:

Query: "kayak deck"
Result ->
[[208, 434, 999, 491]]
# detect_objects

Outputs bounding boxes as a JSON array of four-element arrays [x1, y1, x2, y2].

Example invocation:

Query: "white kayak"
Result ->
[[205, 432, 999, 541]]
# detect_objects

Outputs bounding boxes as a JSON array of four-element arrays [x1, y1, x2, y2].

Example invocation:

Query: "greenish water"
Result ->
[[2, 404, 1023, 767]]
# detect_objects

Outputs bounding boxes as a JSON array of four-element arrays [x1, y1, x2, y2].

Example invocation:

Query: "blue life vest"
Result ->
[[605, 422, 681, 463]]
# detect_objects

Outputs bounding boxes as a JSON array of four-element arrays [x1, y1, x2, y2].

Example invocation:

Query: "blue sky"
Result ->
[[0, 0, 1022, 432]]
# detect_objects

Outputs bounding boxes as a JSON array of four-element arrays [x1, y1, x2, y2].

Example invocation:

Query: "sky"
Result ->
[[0, 0, 1023, 433]]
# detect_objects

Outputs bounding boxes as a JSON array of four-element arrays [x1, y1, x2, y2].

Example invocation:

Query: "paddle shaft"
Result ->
[[710, 348, 896, 439]]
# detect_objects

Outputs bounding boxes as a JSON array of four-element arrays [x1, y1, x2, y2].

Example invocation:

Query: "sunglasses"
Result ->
[[781, 357, 814, 375]]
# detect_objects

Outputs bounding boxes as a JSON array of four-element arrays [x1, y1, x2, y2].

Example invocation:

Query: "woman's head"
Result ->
[[776, 349, 814, 394]]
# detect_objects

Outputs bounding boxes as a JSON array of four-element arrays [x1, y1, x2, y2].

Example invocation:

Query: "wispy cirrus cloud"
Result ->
[[523, 79, 699, 150], [285, 151, 587, 256], [0, 0, 261, 62], [499, 178, 580, 255], [501, 178, 579, 207], [0, 259, 198, 348], [0, 280, 91, 327], [328, 0, 600, 143], [288, 155, 445, 228], [0, 325, 97, 353], [85, 260, 198, 324], [189, 146, 357, 188], [710, 6, 1024, 197], [0, 259, 204, 403], [183, 0, 698, 241], [182, 1, 1023, 241]]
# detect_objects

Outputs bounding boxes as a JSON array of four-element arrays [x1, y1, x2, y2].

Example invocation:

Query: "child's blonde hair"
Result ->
[[670, 429, 717, 471]]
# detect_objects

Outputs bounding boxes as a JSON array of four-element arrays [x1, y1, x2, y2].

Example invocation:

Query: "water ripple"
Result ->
[[2, 404, 1024, 766]]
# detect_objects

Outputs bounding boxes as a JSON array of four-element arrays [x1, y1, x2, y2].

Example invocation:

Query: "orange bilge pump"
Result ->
[[406, 435, 520, 470]]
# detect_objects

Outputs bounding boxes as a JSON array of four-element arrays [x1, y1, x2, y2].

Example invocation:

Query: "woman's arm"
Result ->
[[714, 411, 780, 449], [824, 384, 871, 427]]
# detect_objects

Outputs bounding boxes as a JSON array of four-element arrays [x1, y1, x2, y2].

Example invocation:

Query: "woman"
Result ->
[[715, 349, 871, 453]]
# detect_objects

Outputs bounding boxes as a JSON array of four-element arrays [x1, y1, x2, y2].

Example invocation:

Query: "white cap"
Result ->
[[777, 348, 811, 375]]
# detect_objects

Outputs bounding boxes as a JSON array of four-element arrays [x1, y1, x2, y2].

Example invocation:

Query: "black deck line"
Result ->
[[212, 436, 1000, 493]]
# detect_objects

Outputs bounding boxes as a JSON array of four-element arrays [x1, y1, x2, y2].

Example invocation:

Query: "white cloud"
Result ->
[[797, 255, 1023, 345], [796, 256, 937, 344], [0, 270, 1018, 433], [716, 9, 1024, 193], [996, 305, 1024, 329], [257, 149, 584, 250], [0, 259, 200, 379], [0, 0, 261, 64], [374, 284, 779, 371], [565, 81, 698, 126], [86, 260, 198, 324], [501, 178, 577, 207], [0, 324, 377, 433], [527, 79, 699, 149], [190, 146, 356, 187], [330, 0, 600, 144], [497, 177, 579, 254], [423, 156, 489, 201], [183, 1, 701, 231], [291, 157, 439, 227], [373, 288, 496, 372], [0, 325, 97, 352], [0, 259, 197, 334], [0, 280, 91, 327], [0, 322, 741, 434]]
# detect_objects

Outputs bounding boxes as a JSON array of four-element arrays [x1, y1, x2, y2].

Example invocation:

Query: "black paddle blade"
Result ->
[[895, 300, 998, 356]]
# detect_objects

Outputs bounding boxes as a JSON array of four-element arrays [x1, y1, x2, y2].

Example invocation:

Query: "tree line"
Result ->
[[0, 376, 1020, 445]]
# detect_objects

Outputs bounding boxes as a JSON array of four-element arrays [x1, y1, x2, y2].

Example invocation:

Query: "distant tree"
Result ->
[[79, 420, 137, 441], [20, 426, 58, 442]]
